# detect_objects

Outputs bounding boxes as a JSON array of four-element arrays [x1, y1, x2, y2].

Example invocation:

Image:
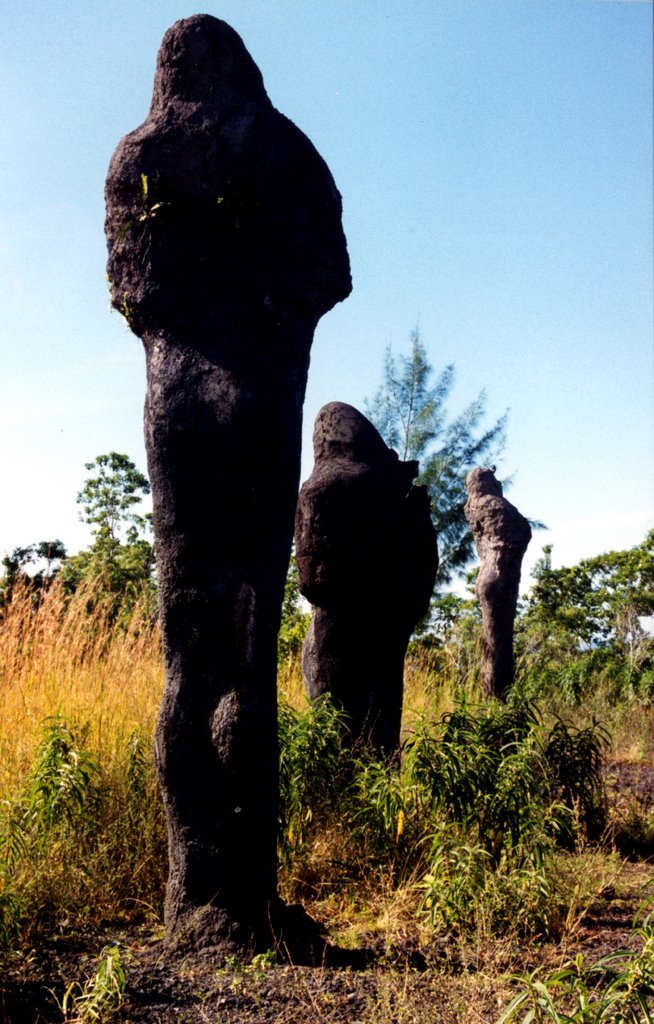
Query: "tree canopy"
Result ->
[[76, 452, 150, 547], [0, 540, 68, 610], [365, 327, 507, 584], [61, 452, 154, 602], [524, 531, 654, 650]]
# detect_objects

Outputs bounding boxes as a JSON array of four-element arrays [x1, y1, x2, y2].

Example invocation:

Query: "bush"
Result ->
[[0, 718, 165, 947], [498, 895, 654, 1023], [278, 696, 349, 864], [277, 696, 610, 940]]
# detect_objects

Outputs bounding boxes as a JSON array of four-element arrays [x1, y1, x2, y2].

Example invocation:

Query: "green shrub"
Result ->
[[420, 820, 556, 936], [498, 895, 654, 1023], [278, 696, 348, 863], [304, 698, 609, 939], [61, 943, 126, 1023], [404, 701, 575, 936], [0, 718, 165, 948], [25, 718, 100, 844], [544, 717, 609, 841]]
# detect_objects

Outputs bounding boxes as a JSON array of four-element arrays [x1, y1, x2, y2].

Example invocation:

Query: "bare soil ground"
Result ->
[[2, 761, 653, 1024]]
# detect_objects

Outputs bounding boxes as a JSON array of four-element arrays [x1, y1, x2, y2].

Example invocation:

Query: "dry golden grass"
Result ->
[[0, 589, 453, 799], [401, 638, 487, 745], [0, 580, 163, 799], [277, 653, 306, 710], [278, 645, 479, 738], [3, 578, 651, 803]]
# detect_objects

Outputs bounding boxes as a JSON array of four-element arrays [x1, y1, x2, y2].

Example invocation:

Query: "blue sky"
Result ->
[[1, 0, 652, 587]]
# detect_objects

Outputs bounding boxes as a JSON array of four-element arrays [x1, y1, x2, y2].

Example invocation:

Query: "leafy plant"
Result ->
[[404, 702, 571, 936], [25, 717, 99, 844], [406, 700, 570, 856], [350, 755, 425, 884], [545, 718, 609, 842], [0, 714, 165, 949], [277, 552, 310, 666], [395, 701, 608, 937], [326, 699, 604, 939], [278, 697, 347, 862], [420, 819, 556, 937], [0, 719, 100, 946], [60, 944, 126, 1023], [498, 897, 654, 1023]]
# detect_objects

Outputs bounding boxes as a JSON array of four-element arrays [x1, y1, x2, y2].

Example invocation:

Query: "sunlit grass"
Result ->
[[1, 579, 653, 964], [0, 580, 162, 800]]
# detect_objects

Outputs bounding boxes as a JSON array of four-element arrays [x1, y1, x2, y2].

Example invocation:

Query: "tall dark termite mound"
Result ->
[[295, 402, 438, 757], [105, 15, 351, 954], [464, 468, 531, 699]]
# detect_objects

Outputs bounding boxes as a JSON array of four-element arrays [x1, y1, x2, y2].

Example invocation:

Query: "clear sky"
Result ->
[[1, 0, 652, 588]]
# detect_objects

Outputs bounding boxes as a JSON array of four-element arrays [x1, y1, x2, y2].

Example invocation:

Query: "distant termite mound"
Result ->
[[105, 14, 351, 955], [295, 402, 438, 756], [464, 468, 531, 699]]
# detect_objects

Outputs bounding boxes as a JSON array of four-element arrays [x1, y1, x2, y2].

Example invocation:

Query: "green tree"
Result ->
[[0, 540, 67, 609], [277, 551, 310, 665], [76, 452, 151, 550], [61, 453, 154, 603], [517, 531, 654, 699], [525, 533, 654, 649], [365, 327, 507, 583]]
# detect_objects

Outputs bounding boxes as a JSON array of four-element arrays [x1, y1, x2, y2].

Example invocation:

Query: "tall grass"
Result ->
[[0, 579, 162, 800], [0, 577, 650, 957], [0, 580, 165, 943]]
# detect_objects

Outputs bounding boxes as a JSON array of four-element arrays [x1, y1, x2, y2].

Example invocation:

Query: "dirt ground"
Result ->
[[2, 760, 652, 1024]]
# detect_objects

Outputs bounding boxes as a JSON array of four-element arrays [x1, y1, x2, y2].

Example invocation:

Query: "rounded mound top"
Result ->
[[466, 467, 503, 499], [150, 13, 267, 119], [313, 402, 402, 469]]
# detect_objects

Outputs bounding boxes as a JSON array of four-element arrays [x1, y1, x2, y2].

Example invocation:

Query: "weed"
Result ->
[[251, 948, 277, 972], [26, 717, 99, 843], [497, 897, 654, 1023], [60, 944, 126, 1023], [0, 714, 165, 946], [344, 701, 611, 940], [545, 716, 609, 841], [278, 696, 348, 862]]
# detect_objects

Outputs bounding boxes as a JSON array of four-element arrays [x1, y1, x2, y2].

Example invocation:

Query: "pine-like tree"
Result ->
[[366, 327, 507, 584]]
